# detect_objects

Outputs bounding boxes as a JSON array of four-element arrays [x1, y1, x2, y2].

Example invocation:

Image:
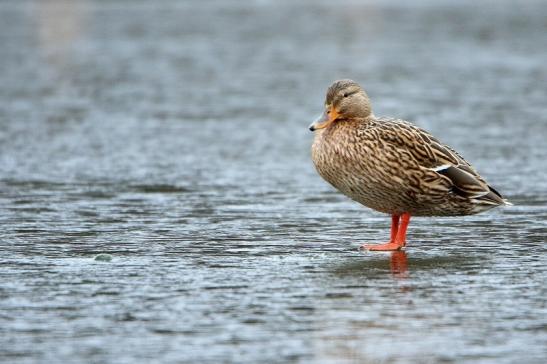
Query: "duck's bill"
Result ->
[[309, 109, 337, 131]]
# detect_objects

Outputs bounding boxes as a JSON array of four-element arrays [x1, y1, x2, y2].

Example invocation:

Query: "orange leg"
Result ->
[[388, 214, 400, 242], [362, 213, 411, 251]]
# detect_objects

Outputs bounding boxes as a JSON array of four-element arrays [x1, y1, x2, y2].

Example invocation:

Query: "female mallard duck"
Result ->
[[310, 79, 511, 251]]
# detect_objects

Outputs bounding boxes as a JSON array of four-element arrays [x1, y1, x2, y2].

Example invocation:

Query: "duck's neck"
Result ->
[[329, 116, 373, 133]]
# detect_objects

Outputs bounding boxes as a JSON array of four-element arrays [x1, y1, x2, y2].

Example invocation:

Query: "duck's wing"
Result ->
[[371, 118, 508, 206]]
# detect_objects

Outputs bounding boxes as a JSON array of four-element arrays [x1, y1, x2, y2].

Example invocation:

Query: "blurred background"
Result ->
[[1, 0, 546, 363]]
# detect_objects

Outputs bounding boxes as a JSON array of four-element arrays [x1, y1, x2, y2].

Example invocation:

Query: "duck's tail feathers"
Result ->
[[486, 185, 512, 206]]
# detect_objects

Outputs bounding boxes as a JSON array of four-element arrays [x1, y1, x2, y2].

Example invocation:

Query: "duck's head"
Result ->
[[309, 79, 372, 131]]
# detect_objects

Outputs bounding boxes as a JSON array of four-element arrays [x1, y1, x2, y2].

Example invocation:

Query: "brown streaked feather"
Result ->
[[372, 118, 471, 169], [369, 118, 508, 207]]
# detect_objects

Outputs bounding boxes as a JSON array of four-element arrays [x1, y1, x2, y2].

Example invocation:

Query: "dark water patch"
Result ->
[[324, 292, 353, 299], [241, 318, 266, 324], [77, 190, 118, 199], [129, 184, 191, 194], [202, 285, 249, 291], [1, 179, 72, 190], [8, 207, 57, 213]]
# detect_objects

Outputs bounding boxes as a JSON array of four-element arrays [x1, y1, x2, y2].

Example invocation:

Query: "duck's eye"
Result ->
[[343, 93, 349, 98]]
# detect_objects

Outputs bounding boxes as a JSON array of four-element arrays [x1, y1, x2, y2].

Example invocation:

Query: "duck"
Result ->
[[309, 79, 511, 251]]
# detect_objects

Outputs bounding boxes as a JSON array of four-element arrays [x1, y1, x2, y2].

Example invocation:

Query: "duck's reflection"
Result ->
[[390, 250, 408, 278], [333, 249, 411, 278]]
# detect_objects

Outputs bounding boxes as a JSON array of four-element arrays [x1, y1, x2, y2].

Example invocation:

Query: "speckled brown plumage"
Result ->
[[310, 80, 510, 250]]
